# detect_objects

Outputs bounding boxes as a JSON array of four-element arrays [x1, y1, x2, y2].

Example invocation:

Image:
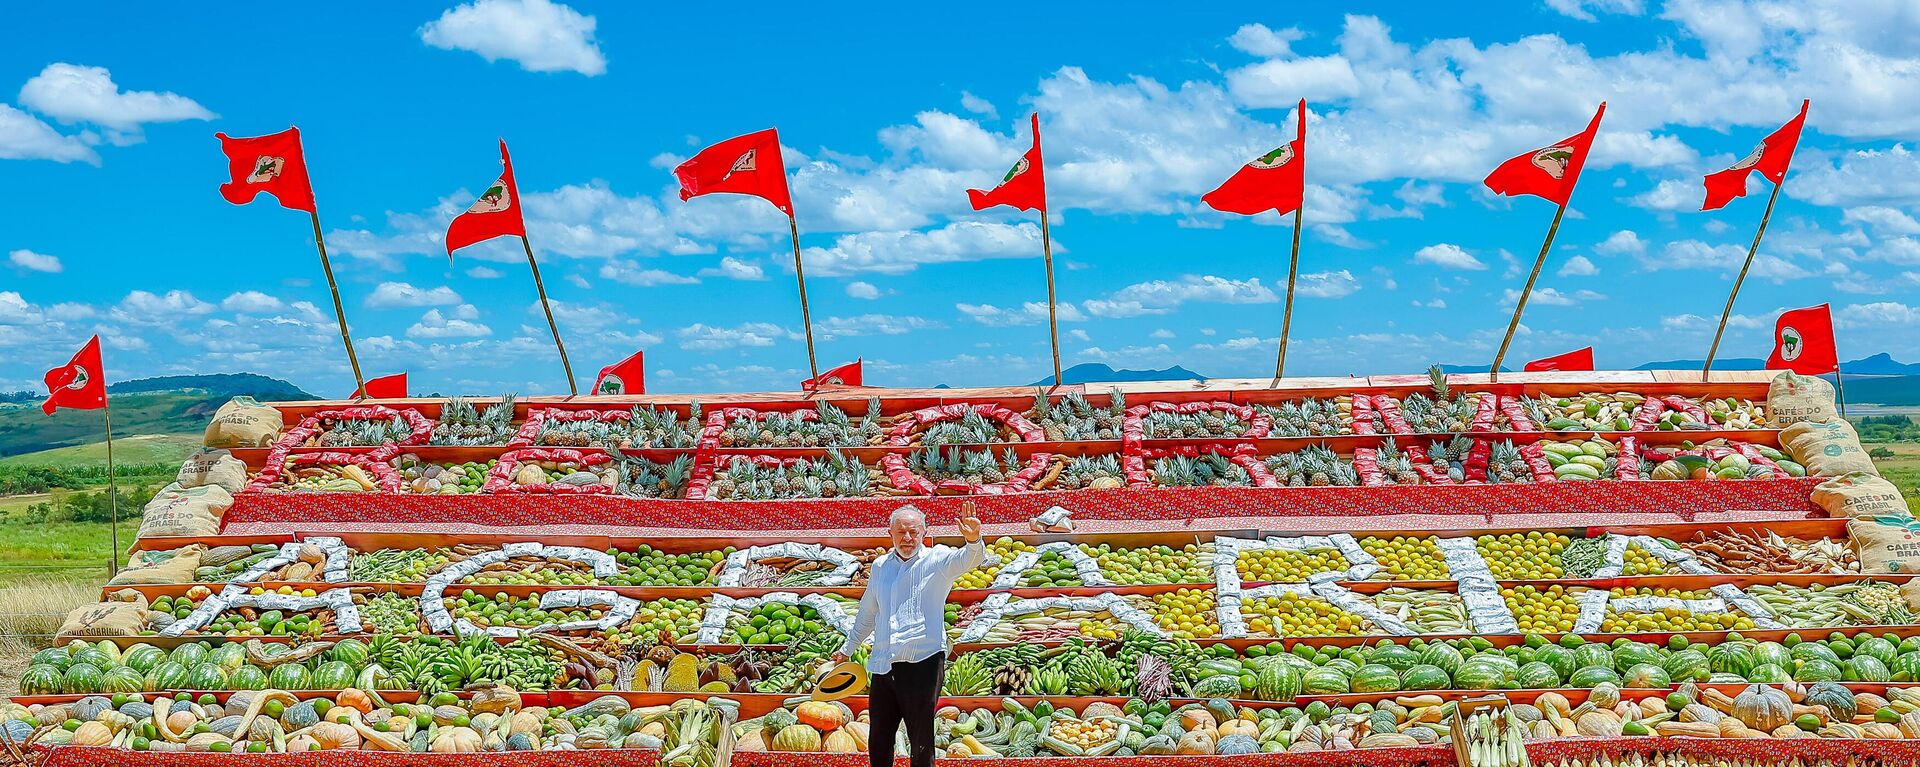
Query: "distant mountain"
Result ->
[[1029, 363, 1207, 387], [1633, 354, 1920, 375], [1838, 375, 1920, 406], [0, 373, 312, 458], [1435, 364, 1510, 374]]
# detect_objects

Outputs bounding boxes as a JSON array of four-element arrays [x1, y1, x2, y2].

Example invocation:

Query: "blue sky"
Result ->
[[3, 0, 1919, 396]]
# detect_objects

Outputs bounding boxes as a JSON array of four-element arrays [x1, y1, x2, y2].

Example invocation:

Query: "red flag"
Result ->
[[353, 373, 407, 399], [802, 359, 863, 391], [1203, 99, 1307, 216], [216, 127, 316, 213], [1767, 304, 1838, 375], [675, 129, 792, 216], [1703, 100, 1809, 211], [446, 139, 528, 256], [968, 114, 1047, 212], [43, 336, 107, 416], [1523, 347, 1594, 372], [1484, 103, 1606, 206], [594, 350, 646, 395]]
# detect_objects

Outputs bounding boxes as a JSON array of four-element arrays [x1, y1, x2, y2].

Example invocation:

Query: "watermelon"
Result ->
[[1621, 663, 1671, 689], [19, 664, 63, 696], [1708, 643, 1755, 677], [30, 647, 73, 672], [1612, 641, 1660, 672], [71, 646, 114, 672], [100, 666, 145, 694], [267, 663, 311, 691], [1752, 642, 1792, 670], [1517, 662, 1562, 689], [1453, 662, 1507, 691], [121, 645, 165, 675], [1399, 664, 1450, 691], [170, 643, 210, 669], [1746, 664, 1792, 683], [62, 662, 103, 695], [187, 663, 229, 691], [311, 661, 355, 690], [1572, 644, 1614, 673], [210, 643, 248, 672], [144, 661, 189, 692], [1791, 642, 1840, 667], [1419, 643, 1464, 678], [1844, 656, 1892, 683], [1350, 664, 1401, 694], [1254, 662, 1301, 702], [329, 638, 370, 667], [1893, 652, 1920, 682], [1567, 666, 1621, 688], [1301, 667, 1349, 695], [228, 666, 268, 691], [1533, 645, 1576, 681], [1192, 674, 1241, 699], [1794, 659, 1842, 682], [1320, 657, 1360, 677], [1661, 649, 1710, 683], [1855, 638, 1898, 668]]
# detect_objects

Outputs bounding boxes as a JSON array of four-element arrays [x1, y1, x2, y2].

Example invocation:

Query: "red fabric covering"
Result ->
[[221, 477, 1819, 533]]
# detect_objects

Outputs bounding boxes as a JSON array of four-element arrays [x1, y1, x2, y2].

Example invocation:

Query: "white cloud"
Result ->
[[816, 314, 939, 338], [1558, 255, 1600, 276], [0, 292, 36, 324], [598, 261, 700, 286], [1150, 328, 1175, 339], [1627, 179, 1702, 211], [1836, 301, 1920, 328], [1843, 206, 1920, 235], [221, 291, 284, 313], [1414, 298, 1448, 309], [420, 0, 606, 76], [1228, 23, 1306, 57], [1593, 229, 1646, 256], [803, 221, 1045, 276], [845, 281, 881, 299], [959, 91, 997, 118], [1296, 269, 1362, 298], [1546, 0, 1645, 21], [366, 282, 463, 308], [1647, 239, 1812, 280], [1796, 145, 1920, 207], [407, 308, 492, 339], [677, 322, 796, 350], [111, 290, 213, 325], [16, 63, 213, 139], [1868, 237, 1920, 265], [1501, 287, 1606, 307], [1083, 275, 1278, 318], [1068, 328, 1092, 342], [1662, 312, 1764, 332], [956, 302, 1086, 327], [466, 266, 504, 279], [7, 249, 60, 273], [698, 256, 767, 281], [1413, 243, 1486, 270], [0, 104, 96, 164]]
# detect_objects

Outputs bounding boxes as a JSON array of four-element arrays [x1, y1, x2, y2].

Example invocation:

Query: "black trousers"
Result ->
[[866, 652, 944, 767]]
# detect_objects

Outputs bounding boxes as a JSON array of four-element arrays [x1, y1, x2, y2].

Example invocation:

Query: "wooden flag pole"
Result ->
[[1040, 211, 1063, 388], [788, 215, 821, 384], [102, 402, 121, 575], [308, 211, 366, 394], [1272, 204, 1304, 385], [1702, 180, 1784, 381], [1490, 203, 1569, 382], [519, 235, 578, 396]]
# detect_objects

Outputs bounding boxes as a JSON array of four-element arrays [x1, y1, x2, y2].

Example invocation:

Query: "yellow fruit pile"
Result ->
[[1360, 536, 1450, 580], [1501, 584, 1583, 634], [1244, 592, 1371, 636], [1476, 532, 1569, 579], [1147, 588, 1219, 639], [955, 537, 1036, 589], [1236, 547, 1351, 582], [1599, 587, 1755, 633], [1621, 543, 1677, 576]]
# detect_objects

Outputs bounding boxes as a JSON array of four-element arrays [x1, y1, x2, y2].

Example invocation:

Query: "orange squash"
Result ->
[[794, 702, 846, 731], [336, 688, 375, 715]]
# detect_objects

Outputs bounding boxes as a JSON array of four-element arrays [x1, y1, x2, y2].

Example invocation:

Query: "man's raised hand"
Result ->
[[957, 500, 982, 542]]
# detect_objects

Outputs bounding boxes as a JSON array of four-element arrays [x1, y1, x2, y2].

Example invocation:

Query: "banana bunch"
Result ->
[[1374, 588, 1469, 633], [1030, 666, 1070, 696], [1464, 706, 1531, 767], [944, 653, 991, 695]]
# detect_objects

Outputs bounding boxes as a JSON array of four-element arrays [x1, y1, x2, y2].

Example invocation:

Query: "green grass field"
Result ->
[[0, 433, 199, 469]]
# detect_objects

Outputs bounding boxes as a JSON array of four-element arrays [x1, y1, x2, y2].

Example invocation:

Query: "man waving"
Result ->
[[834, 500, 985, 767]]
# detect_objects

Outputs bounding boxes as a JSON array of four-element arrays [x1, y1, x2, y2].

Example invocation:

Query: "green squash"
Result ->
[[1804, 681, 1858, 721]]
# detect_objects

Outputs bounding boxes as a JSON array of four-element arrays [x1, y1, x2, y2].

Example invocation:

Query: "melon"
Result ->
[[19, 665, 63, 696], [1419, 643, 1465, 678], [1612, 641, 1660, 672], [329, 639, 370, 667], [311, 661, 355, 690], [228, 666, 268, 691], [1662, 649, 1711, 683], [1790, 642, 1840, 667], [145, 661, 189, 692], [1253, 662, 1301, 702], [1567, 666, 1621, 689], [1708, 643, 1755, 677], [62, 662, 103, 695], [1746, 664, 1791, 683], [121, 645, 166, 675], [1399, 664, 1450, 691], [30, 647, 73, 673], [1794, 659, 1842, 683], [1893, 652, 1920, 682], [1844, 656, 1892, 683], [1368, 645, 1421, 672], [100, 666, 145, 694], [1301, 667, 1349, 695], [1517, 662, 1562, 689], [1621, 663, 1671, 689], [1572, 644, 1614, 673], [210, 643, 248, 672], [170, 643, 210, 669], [1533, 645, 1576, 681], [186, 663, 229, 690], [268, 663, 311, 691], [1752, 642, 1792, 670], [1350, 664, 1400, 694]]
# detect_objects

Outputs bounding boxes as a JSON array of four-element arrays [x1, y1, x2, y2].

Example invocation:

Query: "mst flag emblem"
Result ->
[[42, 335, 108, 415], [1779, 326, 1804, 361], [967, 114, 1047, 212], [467, 179, 511, 214], [730, 149, 757, 174], [1729, 143, 1765, 171], [1530, 144, 1575, 179], [1766, 304, 1836, 375], [1249, 144, 1295, 169], [247, 156, 286, 184], [998, 157, 1030, 184], [598, 374, 629, 394]]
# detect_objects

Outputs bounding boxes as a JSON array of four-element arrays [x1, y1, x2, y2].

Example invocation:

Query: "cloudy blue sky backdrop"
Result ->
[[3, 1, 1918, 395]]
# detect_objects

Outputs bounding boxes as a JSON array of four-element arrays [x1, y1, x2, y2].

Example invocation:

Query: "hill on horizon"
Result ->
[[0, 373, 313, 458]]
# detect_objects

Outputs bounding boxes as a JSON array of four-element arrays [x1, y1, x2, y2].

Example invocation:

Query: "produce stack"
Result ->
[[12, 367, 1920, 766]]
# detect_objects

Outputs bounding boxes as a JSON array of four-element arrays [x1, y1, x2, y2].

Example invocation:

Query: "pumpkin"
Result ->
[[471, 684, 522, 715], [1177, 708, 1216, 733], [1901, 711, 1920, 738], [1864, 723, 1904, 739], [1137, 735, 1176, 755], [1587, 682, 1621, 709], [840, 721, 870, 749], [286, 734, 321, 753], [794, 701, 846, 731], [70, 721, 113, 747], [336, 688, 375, 715], [311, 721, 362, 750], [1217, 718, 1259, 739], [1732, 684, 1794, 732], [185, 733, 231, 752], [1215, 734, 1259, 755], [1575, 710, 1622, 737], [1536, 692, 1571, 718], [823, 729, 861, 753], [1175, 730, 1214, 755], [771, 723, 822, 752], [431, 727, 483, 753], [1678, 704, 1723, 724], [1717, 718, 1748, 737], [1803, 682, 1859, 722]]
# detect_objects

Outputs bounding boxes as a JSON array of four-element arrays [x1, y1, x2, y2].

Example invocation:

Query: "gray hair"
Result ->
[[889, 504, 926, 527]]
